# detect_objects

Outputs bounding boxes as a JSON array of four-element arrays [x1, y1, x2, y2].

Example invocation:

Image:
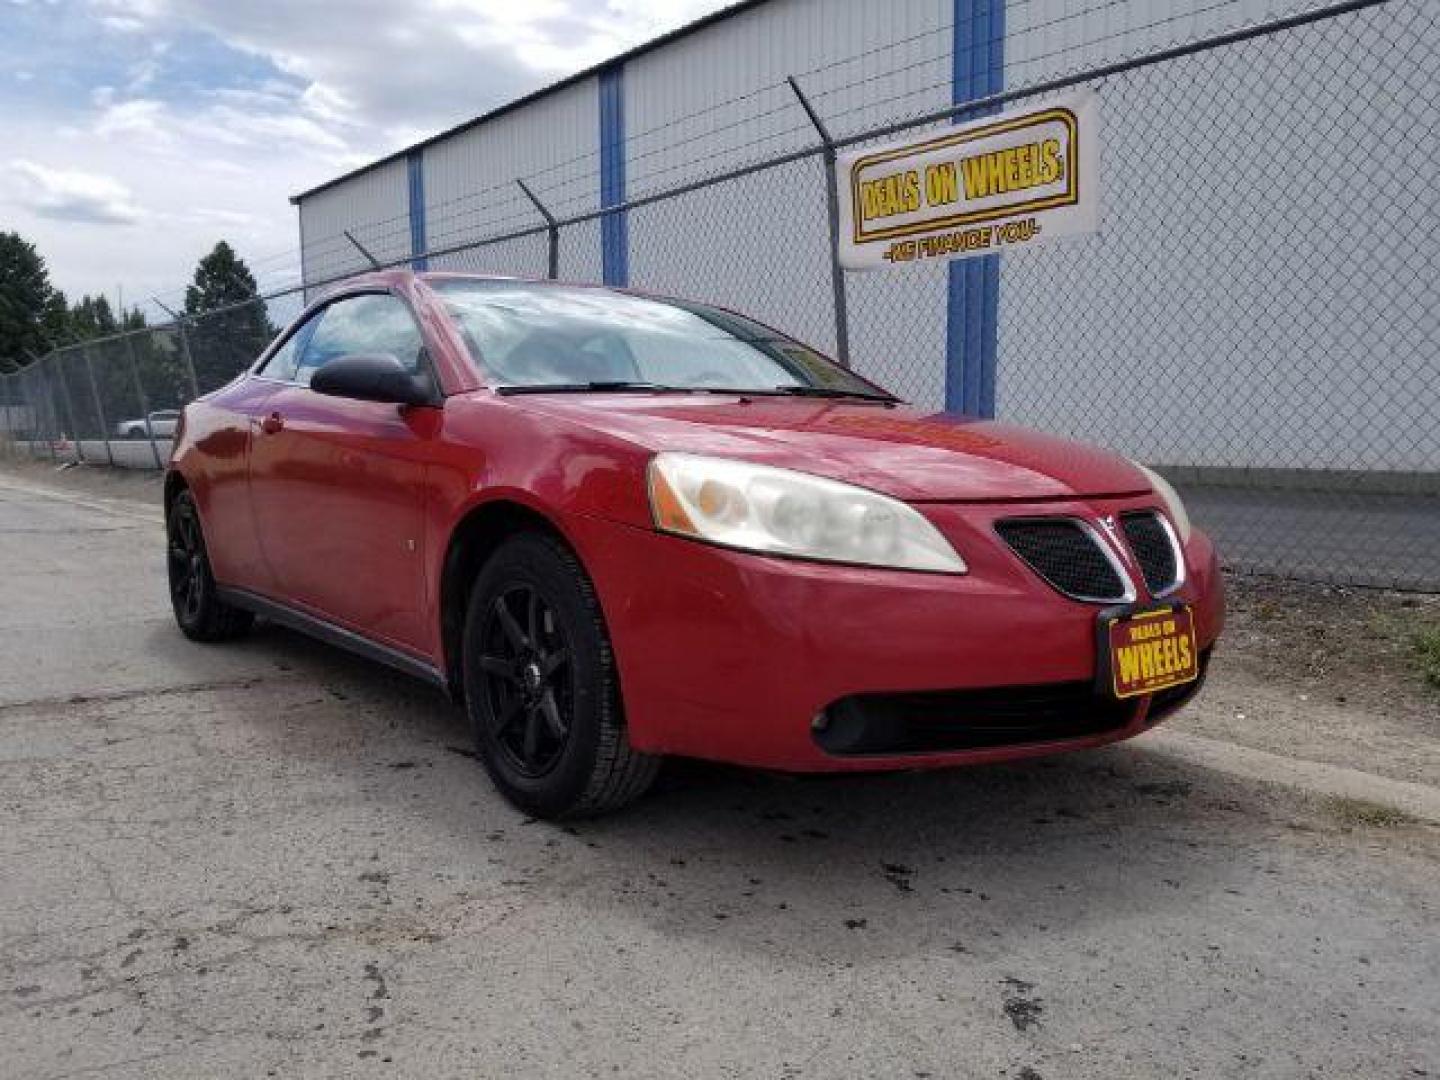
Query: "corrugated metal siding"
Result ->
[[421, 78, 599, 280], [622, 0, 953, 402], [297, 157, 412, 285], [1005, 0, 1294, 89], [287, 0, 1431, 471], [995, 0, 1440, 469]]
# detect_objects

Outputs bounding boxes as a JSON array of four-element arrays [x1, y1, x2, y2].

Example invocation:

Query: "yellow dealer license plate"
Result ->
[[1104, 605, 1199, 699]]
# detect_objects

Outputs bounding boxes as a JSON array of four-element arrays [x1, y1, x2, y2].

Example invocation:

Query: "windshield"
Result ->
[[430, 279, 892, 399]]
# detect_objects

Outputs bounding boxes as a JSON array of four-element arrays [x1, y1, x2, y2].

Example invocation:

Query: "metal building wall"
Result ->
[[422, 78, 602, 281], [621, 0, 954, 403], [1003, 0, 1290, 89], [298, 157, 412, 287], [995, 0, 1440, 470], [289, 0, 1434, 474]]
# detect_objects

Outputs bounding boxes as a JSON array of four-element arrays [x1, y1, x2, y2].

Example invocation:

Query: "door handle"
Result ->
[[260, 411, 284, 435]]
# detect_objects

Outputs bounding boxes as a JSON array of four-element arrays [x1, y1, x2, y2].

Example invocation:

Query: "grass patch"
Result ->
[[1413, 626, 1440, 688], [1323, 796, 1414, 828]]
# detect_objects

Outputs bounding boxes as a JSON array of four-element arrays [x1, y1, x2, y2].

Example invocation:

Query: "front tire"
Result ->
[[166, 489, 253, 642], [462, 532, 658, 819]]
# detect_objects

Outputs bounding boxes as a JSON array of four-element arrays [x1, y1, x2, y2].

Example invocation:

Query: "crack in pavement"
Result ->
[[0, 676, 299, 715]]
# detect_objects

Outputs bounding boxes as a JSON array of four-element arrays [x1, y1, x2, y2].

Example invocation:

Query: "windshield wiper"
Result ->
[[495, 381, 898, 403], [496, 381, 682, 395], [766, 385, 898, 403]]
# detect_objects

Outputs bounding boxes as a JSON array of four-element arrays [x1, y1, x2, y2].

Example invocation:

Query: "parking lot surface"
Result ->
[[1, 467, 1436, 1079]]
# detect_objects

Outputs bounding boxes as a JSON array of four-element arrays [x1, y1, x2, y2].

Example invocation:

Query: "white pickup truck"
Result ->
[[115, 409, 181, 439]]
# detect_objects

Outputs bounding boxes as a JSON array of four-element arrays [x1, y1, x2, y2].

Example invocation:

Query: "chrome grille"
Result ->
[[1121, 511, 1181, 596], [995, 518, 1129, 602]]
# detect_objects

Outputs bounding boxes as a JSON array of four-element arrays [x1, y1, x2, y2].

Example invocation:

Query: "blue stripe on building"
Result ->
[[407, 150, 427, 271], [599, 66, 629, 286], [946, 0, 1004, 416]]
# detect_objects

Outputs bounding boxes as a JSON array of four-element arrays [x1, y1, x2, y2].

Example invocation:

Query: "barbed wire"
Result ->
[[291, 0, 1306, 272]]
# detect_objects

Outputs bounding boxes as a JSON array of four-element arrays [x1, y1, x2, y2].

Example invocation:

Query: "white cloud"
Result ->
[[5, 159, 143, 224], [93, 98, 169, 141], [12, 0, 735, 306], [185, 207, 260, 227], [85, 0, 736, 142]]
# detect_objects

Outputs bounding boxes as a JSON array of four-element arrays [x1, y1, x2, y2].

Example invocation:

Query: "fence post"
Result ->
[[21, 368, 39, 458], [21, 355, 60, 460], [82, 346, 116, 467], [176, 320, 202, 401], [34, 366, 52, 460], [343, 230, 383, 270], [152, 298, 202, 401], [45, 350, 84, 464], [0, 374, 9, 459], [787, 75, 852, 368], [516, 178, 560, 280], [0, 373, 15, 460], [38, 364, 59, 462], [123, 333, 165, 469], [5, 374, 18, 461]]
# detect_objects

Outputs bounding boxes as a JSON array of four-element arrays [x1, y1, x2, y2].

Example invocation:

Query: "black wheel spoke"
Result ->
[[168, 508, 206, 622], [494, 694, 524, 734], [539, 648, 569, 678], [539, 690, 566, 738], [476, 581, 576, 779], [479, 655, 519, 682], [522, 705, 542, 762], [495, 599, 528, 650], [526, 590, 541, 649]]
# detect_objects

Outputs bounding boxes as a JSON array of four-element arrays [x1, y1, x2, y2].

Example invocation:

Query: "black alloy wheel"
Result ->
[[168, 501, 207, 626], [462, 532, 659, 818], [165, 489, 253, 642], [477, 584, 574, 777]]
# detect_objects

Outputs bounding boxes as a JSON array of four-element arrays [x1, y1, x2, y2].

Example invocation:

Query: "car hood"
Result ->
[[510, 394, 1150, 502]]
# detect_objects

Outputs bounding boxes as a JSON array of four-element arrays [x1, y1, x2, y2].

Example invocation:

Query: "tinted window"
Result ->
[[431, 280, 888, 398], [294, 294, 426, 387]]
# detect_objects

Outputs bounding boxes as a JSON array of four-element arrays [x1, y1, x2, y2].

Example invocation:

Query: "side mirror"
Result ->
[[311, 354, 437, 407]]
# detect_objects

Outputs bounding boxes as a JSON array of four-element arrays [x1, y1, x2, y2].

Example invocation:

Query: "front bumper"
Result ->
[[563, 494, 1224, 772]]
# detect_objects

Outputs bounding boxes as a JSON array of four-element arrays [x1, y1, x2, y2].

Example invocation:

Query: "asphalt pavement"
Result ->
[[1, 472, 1436, 1079], [1183, 483, 1440, 591]]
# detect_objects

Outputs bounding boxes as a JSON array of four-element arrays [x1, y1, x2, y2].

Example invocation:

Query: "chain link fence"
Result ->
[[2, 0, 1435, 589]]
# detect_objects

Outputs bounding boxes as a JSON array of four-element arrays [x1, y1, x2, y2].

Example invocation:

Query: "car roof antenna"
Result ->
[[344, 230, 383, 270]]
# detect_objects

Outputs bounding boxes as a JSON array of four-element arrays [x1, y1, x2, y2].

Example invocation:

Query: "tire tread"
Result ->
[[168, 490, 254, 643], [553, 533, 660, 817], [465, 530, 658, 818]]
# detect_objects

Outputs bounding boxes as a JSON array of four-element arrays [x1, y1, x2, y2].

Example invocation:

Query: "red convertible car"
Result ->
[[166, 271, 1223, 817]]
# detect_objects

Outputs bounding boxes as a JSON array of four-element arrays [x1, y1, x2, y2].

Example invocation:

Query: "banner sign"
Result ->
[[837, 91, 1099, 270]]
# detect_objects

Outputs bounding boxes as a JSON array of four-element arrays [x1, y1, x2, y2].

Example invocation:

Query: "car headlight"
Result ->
[[1134, 463, 1192, 542], [647, 452, 967, 574]]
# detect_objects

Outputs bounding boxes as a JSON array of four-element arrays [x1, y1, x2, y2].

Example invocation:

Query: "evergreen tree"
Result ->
[[67, 294, 120, 340], [0, 231, 62, 369], [183, 241, 273, 391]]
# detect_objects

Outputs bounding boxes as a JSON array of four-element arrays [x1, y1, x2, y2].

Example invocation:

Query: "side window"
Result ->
[[257, 319, 315, 382], [294, 294, 426, 388]]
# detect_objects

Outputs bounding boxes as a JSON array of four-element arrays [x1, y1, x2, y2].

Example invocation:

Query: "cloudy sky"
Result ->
[[0, 0, 730, 315]]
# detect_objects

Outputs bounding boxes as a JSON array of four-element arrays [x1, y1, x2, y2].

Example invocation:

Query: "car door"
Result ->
[[247, 291, 439, 654]]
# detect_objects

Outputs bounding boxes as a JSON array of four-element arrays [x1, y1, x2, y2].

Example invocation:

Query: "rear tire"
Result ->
[[462, 532, 658, 819], [166, 489, 253, 642]]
